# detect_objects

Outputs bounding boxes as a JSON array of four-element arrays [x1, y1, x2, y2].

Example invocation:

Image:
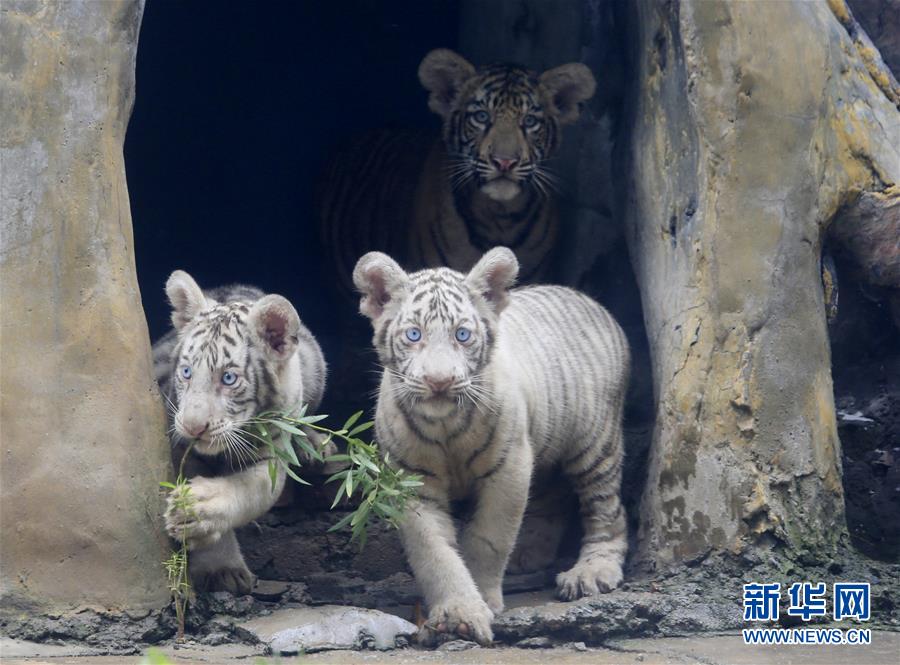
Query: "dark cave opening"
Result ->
[[126, 0, 462, 398], [828, 251, 900, 562], [124, 0, 655, 591]]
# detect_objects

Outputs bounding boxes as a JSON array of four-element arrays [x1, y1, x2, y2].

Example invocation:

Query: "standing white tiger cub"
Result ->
[[354, 247, 629, 646], [153, 270, 327, 594]]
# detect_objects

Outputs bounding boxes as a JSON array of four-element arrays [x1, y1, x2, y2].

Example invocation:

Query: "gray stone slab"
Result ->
[[240, 605, 418, 654]]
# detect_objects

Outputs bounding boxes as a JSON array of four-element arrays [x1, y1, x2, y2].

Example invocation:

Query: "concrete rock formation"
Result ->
[[0, 0, 170, 613], [623, 0, 900, 570]]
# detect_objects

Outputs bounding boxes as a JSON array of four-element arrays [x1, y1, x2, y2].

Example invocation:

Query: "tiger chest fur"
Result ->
[[409, 140, 558, 284]]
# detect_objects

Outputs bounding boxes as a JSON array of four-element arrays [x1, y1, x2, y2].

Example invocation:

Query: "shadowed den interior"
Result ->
[[127, 0, 461, 402]]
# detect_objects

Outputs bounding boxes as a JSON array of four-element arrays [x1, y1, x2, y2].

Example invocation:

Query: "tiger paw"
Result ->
[[555, 559, 623, 600], [193, 565, 255, 596], [165, 476, 231, 548], [419, 596, 494, 647]]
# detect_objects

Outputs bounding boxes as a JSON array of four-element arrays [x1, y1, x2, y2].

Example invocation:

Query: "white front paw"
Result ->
[[556, 559, 623, 600], [419, 595, 494, 647], [480, 585, 504, 615], [165, 477, 231, 549]]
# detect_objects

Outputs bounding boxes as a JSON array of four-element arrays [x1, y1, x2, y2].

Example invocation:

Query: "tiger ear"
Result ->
[[353, 252, 409, 321], [465, 247, 519, 315], [418, 49, 476, 118], [539, 63, 596, 124], [166, 270, 209, 331], [248, 295, 301, 362]]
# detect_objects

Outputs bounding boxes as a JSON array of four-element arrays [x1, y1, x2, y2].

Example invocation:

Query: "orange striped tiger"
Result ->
[[319, 49, 596, 294]]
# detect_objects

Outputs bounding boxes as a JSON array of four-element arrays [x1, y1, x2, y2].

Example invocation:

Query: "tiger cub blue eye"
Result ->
[[222, 371, 237, 386], [406, 327, 422, 342], [523, 114, 539, 128], [180, 365, 192, 380], [455, 327, 471, 343], [473, 110, 490, 124]]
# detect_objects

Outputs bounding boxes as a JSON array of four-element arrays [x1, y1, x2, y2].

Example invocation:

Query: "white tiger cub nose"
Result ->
[[424, 375, 453, 394], [184, 420, 209, 438]]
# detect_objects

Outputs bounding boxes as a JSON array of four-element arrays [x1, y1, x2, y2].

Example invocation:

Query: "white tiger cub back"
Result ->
[[354, 246, 629, 646]]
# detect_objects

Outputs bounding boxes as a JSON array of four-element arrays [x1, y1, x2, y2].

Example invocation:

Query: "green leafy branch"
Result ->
[[247, 406, 423, 549], [157, 406, 420, 639], [158, 442, 195, 642]]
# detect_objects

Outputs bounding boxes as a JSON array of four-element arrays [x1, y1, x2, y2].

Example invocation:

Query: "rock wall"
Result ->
[[0, 0, 170, 613], [623, 0, 900, 570]]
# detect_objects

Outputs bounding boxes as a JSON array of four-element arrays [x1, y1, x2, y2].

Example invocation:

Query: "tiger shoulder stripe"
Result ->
[[318, 49, 596, 298], [354, 246, 628, 646]]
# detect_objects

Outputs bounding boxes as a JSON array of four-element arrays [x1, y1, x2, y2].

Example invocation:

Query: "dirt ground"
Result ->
[[4, 632, 900, 665]]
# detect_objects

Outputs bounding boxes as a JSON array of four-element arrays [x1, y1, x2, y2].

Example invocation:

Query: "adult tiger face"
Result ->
[[419, 49, 596, 203]]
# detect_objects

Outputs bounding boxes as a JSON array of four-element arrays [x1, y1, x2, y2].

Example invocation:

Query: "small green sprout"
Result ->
[[159, 442, 195, 642]]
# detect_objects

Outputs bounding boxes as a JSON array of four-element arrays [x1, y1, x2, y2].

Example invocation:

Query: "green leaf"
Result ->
[[295, 436, 324, 463], [280, 440, 300, 466], [159, 481, 177, 489], [353, 522, 369, 550], [268, 460, 278, 492], [375, 501, 402, 520], [325, 469, 349, 484], [272, 445, 296, 467], [270, 420, 306, 437], [327, 511, 355, 533], [284, 465, 311, 486], [350, 504, 370, 527], [343, 471, 354, 498], [342, 410, 363, 431], [325, 453, 351, 463], [355, 453, 380, 474], [348, 421, 374, 437], [296, 414, 328, 425]]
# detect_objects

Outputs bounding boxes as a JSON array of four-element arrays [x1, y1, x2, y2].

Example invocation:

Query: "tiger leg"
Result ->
[[556, 426, 627, 600], [507, 479, 574, 574], [459, 435, 532, 614], [400, 496, 495, 646], [189, 529, 255, 595]]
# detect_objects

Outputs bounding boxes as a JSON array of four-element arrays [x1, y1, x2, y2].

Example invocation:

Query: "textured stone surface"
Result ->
[[241, 606, 417, 654], [0, 0, 170, 613], [622, 0, 900, 570]]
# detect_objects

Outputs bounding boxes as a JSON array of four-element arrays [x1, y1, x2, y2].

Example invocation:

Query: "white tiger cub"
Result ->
[[153, 270, 327, 594], [354, 247, 629, 646]]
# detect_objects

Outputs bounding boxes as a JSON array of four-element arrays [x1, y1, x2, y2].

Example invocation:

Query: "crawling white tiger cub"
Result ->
[[354, 247, 629, 646], [152, 271, 327, 594]]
